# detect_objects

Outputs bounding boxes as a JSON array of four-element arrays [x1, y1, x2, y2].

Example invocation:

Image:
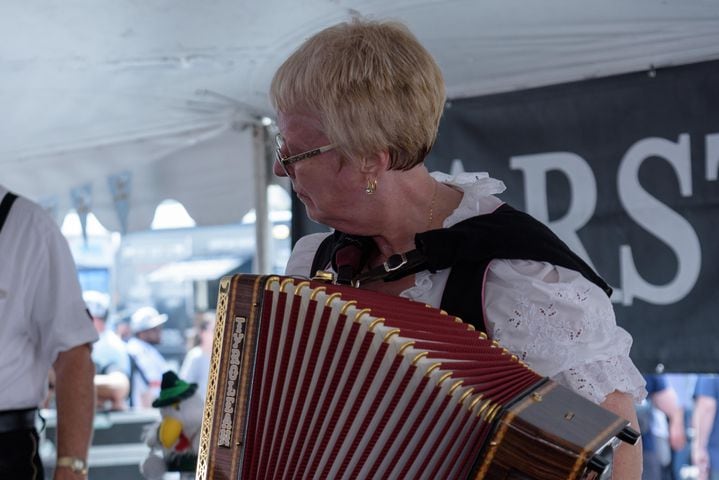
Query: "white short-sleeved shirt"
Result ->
[[127, 337, 168, 408], [0, 186, 99, 410], [284, 172, 647, 404]]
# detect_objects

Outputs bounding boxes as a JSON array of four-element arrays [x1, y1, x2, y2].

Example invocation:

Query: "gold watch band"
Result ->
[[56, 456, 88, 475]]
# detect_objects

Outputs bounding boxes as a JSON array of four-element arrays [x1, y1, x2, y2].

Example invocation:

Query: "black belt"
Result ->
[[0, 408, 37, 434]]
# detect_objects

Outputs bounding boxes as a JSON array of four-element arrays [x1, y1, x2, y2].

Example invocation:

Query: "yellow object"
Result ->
[[158, 416, 184, 448]]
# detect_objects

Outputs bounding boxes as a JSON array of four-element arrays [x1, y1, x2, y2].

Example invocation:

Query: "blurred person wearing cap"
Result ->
[[126, 307, 170, 409], [83, 291, 131, 411], [0, 186, 97, 479]]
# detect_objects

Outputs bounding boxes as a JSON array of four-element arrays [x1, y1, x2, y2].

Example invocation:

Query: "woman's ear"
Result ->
[[360, 151, 391, 175]]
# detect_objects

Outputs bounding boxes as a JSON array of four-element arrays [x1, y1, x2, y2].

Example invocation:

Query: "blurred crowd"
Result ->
[[639, 373, 719, 480], [44, 290, 215, 412]]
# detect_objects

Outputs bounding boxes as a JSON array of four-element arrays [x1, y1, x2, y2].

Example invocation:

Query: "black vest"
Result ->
[[310, 204, 611, 332]]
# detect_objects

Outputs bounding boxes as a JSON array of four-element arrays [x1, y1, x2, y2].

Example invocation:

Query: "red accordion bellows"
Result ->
[[196, 275, 638, 480]]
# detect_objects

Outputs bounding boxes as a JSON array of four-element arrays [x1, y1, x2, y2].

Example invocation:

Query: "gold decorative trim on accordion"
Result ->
[[197, 275, 637, 479]]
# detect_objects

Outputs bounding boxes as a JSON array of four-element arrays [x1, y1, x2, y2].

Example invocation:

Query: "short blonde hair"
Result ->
[[270, 19, 446, 170]]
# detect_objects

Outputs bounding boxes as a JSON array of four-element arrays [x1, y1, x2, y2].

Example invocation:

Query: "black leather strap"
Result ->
[[311, 230, 430, 286], [0, 192, 18, 235], [349, 249, 429, 287]]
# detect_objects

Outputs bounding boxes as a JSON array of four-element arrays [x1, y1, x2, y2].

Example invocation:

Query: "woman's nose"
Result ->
[[273, 158, 293, 178], [273, 158, 286, 177]]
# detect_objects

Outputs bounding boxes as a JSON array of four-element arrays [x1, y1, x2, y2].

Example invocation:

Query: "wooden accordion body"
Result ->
[[196, 274, 637, 480]]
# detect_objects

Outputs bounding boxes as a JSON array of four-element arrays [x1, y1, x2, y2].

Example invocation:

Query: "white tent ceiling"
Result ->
[[2, 0, 718, 231]]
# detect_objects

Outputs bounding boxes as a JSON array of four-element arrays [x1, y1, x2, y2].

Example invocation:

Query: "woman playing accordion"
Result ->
[[201, 17, 646, 480]]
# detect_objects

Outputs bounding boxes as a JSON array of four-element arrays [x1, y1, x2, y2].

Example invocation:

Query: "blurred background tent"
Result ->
[[2, 0, 718, 231]]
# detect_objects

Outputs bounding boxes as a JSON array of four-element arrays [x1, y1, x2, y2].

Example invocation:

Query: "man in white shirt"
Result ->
[[126, 307, 169, 409], [0, 186, 98, 479]]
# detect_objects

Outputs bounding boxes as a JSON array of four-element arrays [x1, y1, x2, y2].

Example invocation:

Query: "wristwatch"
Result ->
[[56, 456, 88, 475]]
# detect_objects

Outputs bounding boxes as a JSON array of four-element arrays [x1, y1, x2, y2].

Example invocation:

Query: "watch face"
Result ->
[[58, 457, 87, 474]]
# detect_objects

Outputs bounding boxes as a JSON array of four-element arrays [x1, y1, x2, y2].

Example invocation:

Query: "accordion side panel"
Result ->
[[196, 274, 270, 480], [476, 381, 628, 480]]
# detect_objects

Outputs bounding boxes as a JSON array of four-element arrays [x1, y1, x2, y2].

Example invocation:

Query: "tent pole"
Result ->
[[252, 123, 270, 274]]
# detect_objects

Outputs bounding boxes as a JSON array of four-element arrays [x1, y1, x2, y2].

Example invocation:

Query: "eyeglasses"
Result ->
[[274, 134, 336, 175]]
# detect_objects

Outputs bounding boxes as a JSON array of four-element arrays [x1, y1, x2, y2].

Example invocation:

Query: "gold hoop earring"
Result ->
[[365, 178, 377, 195]]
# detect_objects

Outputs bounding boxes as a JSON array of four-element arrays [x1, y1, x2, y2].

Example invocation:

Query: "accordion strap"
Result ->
[[317, 230, 430, 286], [348, 249, 428, 287], [0, 192, 19, 235], [312, 204, 612, 299]]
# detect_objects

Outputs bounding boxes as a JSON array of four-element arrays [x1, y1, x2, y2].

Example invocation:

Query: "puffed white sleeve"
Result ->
[[483, 259, 647, 404], [284, 232, 332, 278]]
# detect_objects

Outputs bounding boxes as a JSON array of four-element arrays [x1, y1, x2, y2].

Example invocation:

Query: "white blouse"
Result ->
[[285, 172, 647, 404]]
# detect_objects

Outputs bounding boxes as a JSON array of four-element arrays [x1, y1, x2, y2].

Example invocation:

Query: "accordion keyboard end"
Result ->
[[587, 454, 610, 476], [617, 425, 641, 445], [473, 381, 637, 479]]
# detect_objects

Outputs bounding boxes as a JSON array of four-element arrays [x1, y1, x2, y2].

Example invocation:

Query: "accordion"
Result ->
[[196, 274, 638, 479]]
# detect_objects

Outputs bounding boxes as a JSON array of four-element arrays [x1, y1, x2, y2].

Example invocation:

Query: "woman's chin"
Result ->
[[303, 204, 367, 234], [305, 208, 339, 229]]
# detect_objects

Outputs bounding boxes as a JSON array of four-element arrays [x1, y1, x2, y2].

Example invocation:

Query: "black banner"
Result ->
[[291, 60, 719, 372], [425, 60, 719, 373]]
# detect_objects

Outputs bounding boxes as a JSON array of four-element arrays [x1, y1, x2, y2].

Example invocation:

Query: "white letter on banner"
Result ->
[[617, 134, 701, 306], [510, 152, 599, 271], [707, 133, 719, 181]]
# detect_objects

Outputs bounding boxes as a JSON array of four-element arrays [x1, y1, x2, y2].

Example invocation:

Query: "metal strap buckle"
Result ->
[[311, 270, 336, 283], [383, 253, 408, 273]]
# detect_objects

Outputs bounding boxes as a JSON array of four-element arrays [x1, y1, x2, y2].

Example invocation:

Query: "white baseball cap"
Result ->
[[130, 306, 168, 333]]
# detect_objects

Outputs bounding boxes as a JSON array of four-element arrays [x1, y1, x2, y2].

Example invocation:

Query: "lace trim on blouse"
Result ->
[[553, 356, 649, 404]]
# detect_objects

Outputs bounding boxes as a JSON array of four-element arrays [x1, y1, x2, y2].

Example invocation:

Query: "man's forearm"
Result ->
[[694, 397, 717, 450], [692, 396, 716, 480], [53, 344, 96, 460]]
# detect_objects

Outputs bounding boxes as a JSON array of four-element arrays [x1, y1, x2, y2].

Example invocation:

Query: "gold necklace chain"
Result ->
[[427, 181, 438, 229]]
